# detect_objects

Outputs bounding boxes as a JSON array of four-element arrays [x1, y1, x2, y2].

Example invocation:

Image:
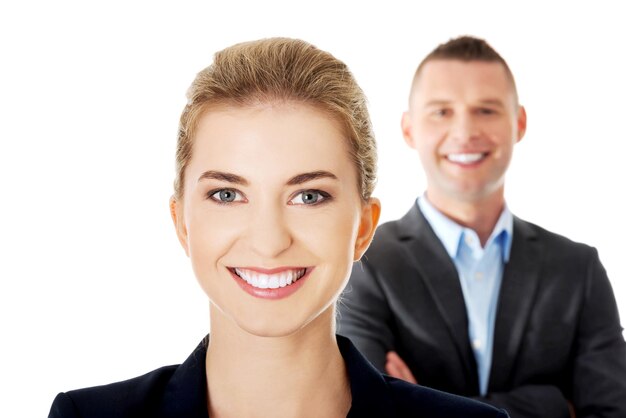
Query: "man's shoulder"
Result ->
[[49, 364, 179, 417], [513, 216, 598, 258], [383, 376, 508, 418], [366, 208, 424, 251], [361, 218, 415, 268], [370, 217, 407, 244]]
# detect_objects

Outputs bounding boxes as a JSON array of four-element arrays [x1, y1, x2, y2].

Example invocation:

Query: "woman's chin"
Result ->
[[223, 303, 335, 339], [231, 312, 314, 338]]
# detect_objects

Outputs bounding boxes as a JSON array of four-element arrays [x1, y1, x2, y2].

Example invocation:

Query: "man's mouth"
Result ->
[[230, 267, 308, 289], [445, 152, 488, 165]]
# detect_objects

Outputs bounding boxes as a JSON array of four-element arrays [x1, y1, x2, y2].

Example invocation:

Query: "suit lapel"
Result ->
[[398, 205, 478, 390], [489, 217, 541, 390]]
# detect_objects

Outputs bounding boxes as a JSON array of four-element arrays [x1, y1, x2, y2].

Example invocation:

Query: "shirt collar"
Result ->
[[417, 195, 513, 262]]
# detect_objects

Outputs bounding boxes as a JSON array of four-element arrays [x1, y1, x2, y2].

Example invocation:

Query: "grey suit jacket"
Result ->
[[337, 204, 626, 418]]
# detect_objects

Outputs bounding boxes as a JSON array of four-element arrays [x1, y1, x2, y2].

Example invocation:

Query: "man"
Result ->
[[337, 36, 626, 418]]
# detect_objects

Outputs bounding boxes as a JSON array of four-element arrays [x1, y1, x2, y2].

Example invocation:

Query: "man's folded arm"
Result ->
[[569, 249, 626, 417], [474, 385, 571, 418]]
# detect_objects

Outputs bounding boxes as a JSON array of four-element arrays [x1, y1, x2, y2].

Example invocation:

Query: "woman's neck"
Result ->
[[205, 305, 351, 418]]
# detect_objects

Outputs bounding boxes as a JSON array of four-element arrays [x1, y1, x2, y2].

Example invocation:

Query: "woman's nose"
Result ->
[[246, 203, 293, 259]]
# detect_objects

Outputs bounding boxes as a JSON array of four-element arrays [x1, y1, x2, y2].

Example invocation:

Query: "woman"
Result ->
[[49, 38, 508, 418]]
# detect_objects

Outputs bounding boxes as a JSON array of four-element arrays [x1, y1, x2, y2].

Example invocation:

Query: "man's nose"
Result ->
[[450, 112, 480, 143]]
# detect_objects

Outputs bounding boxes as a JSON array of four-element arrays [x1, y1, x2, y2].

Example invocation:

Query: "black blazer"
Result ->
[[49, 335, 508, 418], [337, 204, 626, 418]]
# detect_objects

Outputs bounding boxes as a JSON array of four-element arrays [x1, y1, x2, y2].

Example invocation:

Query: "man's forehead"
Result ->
[[418, 59, 510, 87], [411, 59, 516, 104]]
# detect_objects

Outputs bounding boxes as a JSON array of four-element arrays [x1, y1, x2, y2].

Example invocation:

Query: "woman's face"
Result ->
[[171, 102, 379, 337]]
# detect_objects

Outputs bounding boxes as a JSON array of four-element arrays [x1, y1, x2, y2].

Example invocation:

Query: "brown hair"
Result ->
[[411, 36, 518, 103], [174, 37, 376, 201]]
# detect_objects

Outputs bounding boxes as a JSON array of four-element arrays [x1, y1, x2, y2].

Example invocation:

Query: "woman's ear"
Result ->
[[170, 196, 190, 257], [354, 197, 381, 261]]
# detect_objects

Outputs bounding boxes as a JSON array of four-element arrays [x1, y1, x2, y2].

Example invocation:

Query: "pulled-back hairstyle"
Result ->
[[174, 37, 376, 201], [411, 36, 518, 103]]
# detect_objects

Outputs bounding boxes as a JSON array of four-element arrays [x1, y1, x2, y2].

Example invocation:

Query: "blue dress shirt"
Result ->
[[418, 196, 513, 395]]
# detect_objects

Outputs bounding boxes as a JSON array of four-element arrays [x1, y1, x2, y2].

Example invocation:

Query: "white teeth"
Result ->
[[446, 152, 486, 164], [258, 274, 269, 289], [268, 276, 280, 289], [234, 268, 306, 289]]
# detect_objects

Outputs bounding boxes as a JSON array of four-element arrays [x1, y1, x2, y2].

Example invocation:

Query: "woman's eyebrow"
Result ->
[[287, 171, 338, 186], [197, 170, 248, 185]]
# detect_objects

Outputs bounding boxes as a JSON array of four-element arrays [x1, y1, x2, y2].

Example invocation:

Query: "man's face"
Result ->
[[402, 59, 526, 205]]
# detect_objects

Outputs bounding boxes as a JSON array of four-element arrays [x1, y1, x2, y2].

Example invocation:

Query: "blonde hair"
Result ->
[[174, 37, 376, 200]]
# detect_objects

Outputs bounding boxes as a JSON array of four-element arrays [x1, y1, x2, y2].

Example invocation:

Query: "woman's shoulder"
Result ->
[[48, 364, 180, 418], [383, 376, 508, 418], [48, 339, 209, 418], [337, 335, 508, 418]]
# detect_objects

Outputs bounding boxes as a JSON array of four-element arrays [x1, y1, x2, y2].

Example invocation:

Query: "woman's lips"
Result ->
[[228, 267, 311, 299], [233, 267, 306, 289]]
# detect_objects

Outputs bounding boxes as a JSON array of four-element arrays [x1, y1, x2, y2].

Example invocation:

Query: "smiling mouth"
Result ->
[[230, 267, 308, 289], [446, 152, 488, 164]]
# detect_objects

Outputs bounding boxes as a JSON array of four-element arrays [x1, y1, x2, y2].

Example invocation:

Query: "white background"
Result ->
[[1, 1, 624, 416]]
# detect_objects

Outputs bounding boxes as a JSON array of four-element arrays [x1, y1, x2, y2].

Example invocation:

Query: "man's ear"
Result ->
[[170, 196, 190, 257], [401, 111, 417, 149], [516, 105, 527, 143], [354, 197, 381, 261]]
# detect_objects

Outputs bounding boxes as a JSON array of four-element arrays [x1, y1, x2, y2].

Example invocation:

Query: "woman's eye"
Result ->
[[208, 188, 244, 203], [290, 190, 330, 205]]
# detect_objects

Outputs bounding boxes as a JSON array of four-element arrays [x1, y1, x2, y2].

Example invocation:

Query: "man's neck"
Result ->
[[425, 189, 505, 247]]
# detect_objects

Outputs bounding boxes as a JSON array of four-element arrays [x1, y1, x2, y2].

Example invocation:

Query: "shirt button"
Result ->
[[475, 272, 484, 281], [465, 235, 474, 245], [472, 339, 482, 350]]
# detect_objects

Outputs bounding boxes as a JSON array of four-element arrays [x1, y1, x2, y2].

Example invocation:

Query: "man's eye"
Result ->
[[478, 108, 496, 115], [433, 109, 450, 117], [290, 190, 330, 205], [208, 189, 244, 203]]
